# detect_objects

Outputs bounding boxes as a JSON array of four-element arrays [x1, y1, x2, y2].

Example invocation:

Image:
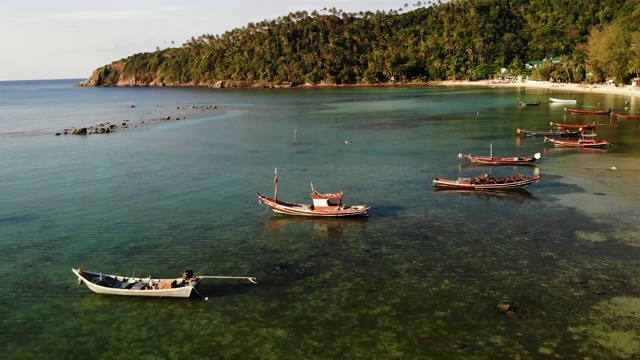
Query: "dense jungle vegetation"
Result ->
[[88, 0, 640, 87]]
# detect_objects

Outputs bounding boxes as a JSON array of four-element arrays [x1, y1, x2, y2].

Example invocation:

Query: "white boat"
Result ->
[[72, 268, 256, 298], [549, 97, 577, 103]]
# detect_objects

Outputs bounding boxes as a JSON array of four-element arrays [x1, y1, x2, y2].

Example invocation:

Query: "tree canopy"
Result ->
[[85, 0, 640, 87]]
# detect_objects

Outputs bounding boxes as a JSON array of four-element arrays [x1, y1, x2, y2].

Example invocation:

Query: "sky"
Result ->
[[0, 1, 424, 81]]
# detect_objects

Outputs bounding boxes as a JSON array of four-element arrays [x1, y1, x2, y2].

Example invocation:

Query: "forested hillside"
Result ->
[[79, 0, 640, 87]]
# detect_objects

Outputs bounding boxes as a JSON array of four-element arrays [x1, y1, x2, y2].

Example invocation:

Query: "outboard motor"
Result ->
[[183, 269, 194, 281]]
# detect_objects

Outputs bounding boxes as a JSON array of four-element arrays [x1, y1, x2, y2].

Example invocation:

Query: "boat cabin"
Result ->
[[310, 190, 344, 210]]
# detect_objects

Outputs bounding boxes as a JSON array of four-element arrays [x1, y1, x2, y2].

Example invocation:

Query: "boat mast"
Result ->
[[274, 168, 278, 201]]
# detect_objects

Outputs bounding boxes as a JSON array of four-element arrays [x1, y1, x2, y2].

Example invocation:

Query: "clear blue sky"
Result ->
[[0, 1, 429, 81]]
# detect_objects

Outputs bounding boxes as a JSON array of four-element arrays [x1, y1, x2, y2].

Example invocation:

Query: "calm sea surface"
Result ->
[[1, 79, 640, 359]]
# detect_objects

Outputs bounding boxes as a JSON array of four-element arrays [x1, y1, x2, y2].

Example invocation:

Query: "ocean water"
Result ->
[[1, 79, 640, 359]]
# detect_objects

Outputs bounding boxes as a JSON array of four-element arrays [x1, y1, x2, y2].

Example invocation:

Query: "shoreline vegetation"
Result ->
[[76, 77, 640, 99], [73, 0, 640, 100]]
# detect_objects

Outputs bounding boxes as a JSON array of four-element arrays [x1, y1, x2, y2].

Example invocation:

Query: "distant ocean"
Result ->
[[1, 79, 640, 359]]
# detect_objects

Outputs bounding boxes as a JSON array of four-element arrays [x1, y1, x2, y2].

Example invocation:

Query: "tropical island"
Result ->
[[78, 0, 640, 91]]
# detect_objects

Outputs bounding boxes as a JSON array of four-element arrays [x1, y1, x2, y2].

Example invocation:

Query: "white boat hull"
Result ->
[[549, 98, 577, 103], [72, 268, 199, 298]]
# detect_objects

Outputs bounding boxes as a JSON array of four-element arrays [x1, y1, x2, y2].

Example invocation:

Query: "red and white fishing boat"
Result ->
[[458, 143, 540, 166], [458, 152, 540, 166], [550, 122, 596, 130], [257, 169, 369, 217], [433, 173, 541, 190], [543, 136, 609, 149], [564, 107, 611, 115]]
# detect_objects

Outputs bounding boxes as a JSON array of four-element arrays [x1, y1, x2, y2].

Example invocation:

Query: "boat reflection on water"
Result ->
[[263, 216, 368, 239], [433, 188, 539, 203], [542, 146, 605, 156], [459, 163, 541, 172]]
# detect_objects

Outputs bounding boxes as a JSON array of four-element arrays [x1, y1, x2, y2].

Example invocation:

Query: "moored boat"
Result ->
[[543, 136, 609, 149], [516, 128, 582, 137], [257, 169, 369, 217], [72, 268, 257, 298], [458, 152, 540, 166], [549, 97, 577, 103], [550, 122, 596, 130], [519, 101, 540, 106], [565, 107, 611, 115], [433, 173, 541, 190]]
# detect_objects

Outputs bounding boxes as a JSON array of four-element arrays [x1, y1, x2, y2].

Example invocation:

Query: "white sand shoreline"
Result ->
[[435, 80, 640, 99]]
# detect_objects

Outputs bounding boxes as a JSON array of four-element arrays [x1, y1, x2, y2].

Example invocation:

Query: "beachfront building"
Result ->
[[526, 56, 562, 69]]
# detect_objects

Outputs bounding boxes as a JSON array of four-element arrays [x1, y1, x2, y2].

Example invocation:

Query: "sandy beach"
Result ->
[[437, 79, 640, 99]]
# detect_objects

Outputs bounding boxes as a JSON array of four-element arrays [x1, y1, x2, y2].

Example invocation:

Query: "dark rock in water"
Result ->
[[570, 276, 587, 284], [495, 302, 523, 318], [271, 263, 291, 273], [72, 127, 87, 135], [592, 288, 607, 296], [505, 310, 520, 318], [262, 262, 313, 286]]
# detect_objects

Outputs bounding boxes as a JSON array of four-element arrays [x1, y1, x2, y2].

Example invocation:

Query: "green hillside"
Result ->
[[80, 0, 640, 87]]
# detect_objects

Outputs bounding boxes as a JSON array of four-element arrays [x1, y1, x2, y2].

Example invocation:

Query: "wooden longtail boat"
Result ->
[[72, 268, 256, 298], [433, 173, 541, 190], [565, 107, 611, 115], [549, 98, 577, 103], [458, 152, 540, 166], [257, 169, 369, 217], [516, 128, 582, 137], [550, 122, 596, 130], [543, 137, 609, 148]]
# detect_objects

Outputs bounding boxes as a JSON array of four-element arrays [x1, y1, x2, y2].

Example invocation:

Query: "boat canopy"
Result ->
[[310, 190, 343, 200]]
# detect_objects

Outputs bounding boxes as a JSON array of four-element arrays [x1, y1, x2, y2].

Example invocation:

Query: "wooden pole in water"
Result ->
[[293, 129, 297, 145]]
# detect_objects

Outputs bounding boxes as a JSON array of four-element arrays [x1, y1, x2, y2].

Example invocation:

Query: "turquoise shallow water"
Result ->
[[1, 80, 640, 359]]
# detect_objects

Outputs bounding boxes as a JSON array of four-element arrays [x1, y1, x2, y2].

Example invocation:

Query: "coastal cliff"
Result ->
[[76, 61, 294, 88], [76, 62, 201, 87]]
